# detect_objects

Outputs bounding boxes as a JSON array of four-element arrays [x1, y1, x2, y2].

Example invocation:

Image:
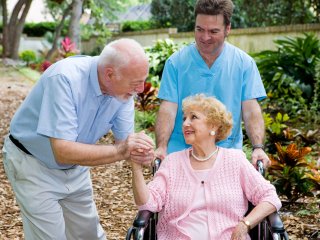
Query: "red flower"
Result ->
[[41, 60, 52, 72]]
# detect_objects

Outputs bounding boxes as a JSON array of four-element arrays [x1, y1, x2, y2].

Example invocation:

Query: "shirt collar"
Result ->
[[90, 56, 103, 97]]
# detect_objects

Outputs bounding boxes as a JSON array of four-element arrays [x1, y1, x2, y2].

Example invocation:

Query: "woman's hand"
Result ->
[[230, 221, 249, 240]]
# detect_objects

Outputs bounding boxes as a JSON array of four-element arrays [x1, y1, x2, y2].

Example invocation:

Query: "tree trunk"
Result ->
[[1, 0, 33, 59], [1, 0, 9, 58], [45, 5, 72, 61], [68, 0, 84, 50]]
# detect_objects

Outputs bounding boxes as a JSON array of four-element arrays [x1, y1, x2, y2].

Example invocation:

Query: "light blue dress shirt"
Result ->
[[158, 42, 266, 153], [10, 55, 134, 169]]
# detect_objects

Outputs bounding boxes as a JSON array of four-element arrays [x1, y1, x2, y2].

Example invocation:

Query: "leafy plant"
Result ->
[[267, 142, 315, 203], [135, 82, 160, 111], [266, 112, 289, 135], [59, 37, 79, 58], [263, 112, 291, 154], [145, 39, 182, 85], [135, 110, 156, 131], [254, 33, 320, 115], [19, 50, 37, 65], [304, 168, 320, 196]]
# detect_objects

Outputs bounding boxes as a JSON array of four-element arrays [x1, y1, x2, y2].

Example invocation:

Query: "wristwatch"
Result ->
[[252, 144, 264, 150], [240, 219, 251, 231]]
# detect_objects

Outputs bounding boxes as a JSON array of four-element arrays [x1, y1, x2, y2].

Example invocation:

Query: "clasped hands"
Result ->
[[122, 131, 155, 166]]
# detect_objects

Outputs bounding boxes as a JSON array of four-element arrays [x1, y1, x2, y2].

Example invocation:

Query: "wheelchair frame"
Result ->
[[126, 160, 289, 240]]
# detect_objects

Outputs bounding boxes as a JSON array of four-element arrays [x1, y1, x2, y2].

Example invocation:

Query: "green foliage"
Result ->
[[263, 112, 291, 154], [18, 67, 41, 83], [80, 24, 95, 41], [22, 22, 68, 37], [242, 144, 252, 160], [149, 0, 319, 31], [134, 110, 156, 141], [267, 112, 289, 135], [19, 50, 37, 65], [84, 0, 112, 48], [232, 0, 319, 29], [135, 110, 156, 131], [43, 31, 54, 44], [151, 0, 196, 32], [254, 33, 320, 115], [267, 143, 316, 202], [145, 39, 182, 84], [311, 59, 320, 112], [296, 202, 320, 217], [121, 20, 156, 32], [305, 168, 320, 195]]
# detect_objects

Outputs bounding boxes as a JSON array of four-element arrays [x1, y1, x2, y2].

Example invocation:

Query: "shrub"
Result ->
[[19, 50, 37, 65], [267, 142, 316, 202], [22, 22, 68, 37], [121, 20, 157, 32], [145, 39, 183, 85], [151, 0, 196, 32], [254, 33, 320, 115]]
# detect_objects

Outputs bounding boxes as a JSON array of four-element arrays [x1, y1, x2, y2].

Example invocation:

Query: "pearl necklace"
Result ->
[[191, 147, 219, 162]]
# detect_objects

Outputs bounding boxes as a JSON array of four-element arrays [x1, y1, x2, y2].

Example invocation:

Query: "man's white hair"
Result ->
[[98, 38, 148, 73]]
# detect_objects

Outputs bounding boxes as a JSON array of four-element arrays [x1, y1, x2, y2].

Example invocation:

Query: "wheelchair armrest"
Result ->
[[133, 210, 153, 228], [267, 212, 286, 233]]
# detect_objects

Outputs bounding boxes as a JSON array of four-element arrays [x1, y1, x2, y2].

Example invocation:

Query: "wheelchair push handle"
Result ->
[[257, 159, 265, 176], [152, 158, 161, 175]]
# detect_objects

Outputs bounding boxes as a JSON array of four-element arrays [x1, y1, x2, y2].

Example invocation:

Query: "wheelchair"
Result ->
[[126, 159, 289, 240]]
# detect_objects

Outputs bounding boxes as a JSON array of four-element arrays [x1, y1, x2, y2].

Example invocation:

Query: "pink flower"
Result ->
[[61, 37, 77, 53]]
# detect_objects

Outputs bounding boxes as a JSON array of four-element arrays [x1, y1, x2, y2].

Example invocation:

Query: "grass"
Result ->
[[18, 67, 41, 83]]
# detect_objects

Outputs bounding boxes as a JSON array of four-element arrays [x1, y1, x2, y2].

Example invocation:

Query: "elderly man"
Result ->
[[3, 38, 154, 240]]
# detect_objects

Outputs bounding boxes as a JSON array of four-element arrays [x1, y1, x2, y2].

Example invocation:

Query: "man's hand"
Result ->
[[129, 131, 155, 166], [130, 148, 155, 166], [251, 148, 270, 168], [154, 146, 167, 161], [117, 131, 155, 164]]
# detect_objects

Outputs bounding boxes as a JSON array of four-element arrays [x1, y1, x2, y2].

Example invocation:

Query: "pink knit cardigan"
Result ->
[[138, 147, 282, 240]]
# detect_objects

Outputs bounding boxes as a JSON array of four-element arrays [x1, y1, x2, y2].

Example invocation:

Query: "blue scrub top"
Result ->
[[10, 55, 134, 169], [158, 42, 266, 153]]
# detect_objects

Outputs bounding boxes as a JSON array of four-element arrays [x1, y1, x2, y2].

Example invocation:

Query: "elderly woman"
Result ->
[[131, 94, 281, 240]]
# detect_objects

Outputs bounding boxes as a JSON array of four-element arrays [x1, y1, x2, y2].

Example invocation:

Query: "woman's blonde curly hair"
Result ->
[[182, 94, 233, 142]]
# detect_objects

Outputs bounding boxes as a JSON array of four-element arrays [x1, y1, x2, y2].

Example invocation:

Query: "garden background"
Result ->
[[0, 0, 319, 239]]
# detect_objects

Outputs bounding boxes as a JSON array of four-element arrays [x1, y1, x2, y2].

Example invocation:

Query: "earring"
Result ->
[[210, 130, 216, 136]]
